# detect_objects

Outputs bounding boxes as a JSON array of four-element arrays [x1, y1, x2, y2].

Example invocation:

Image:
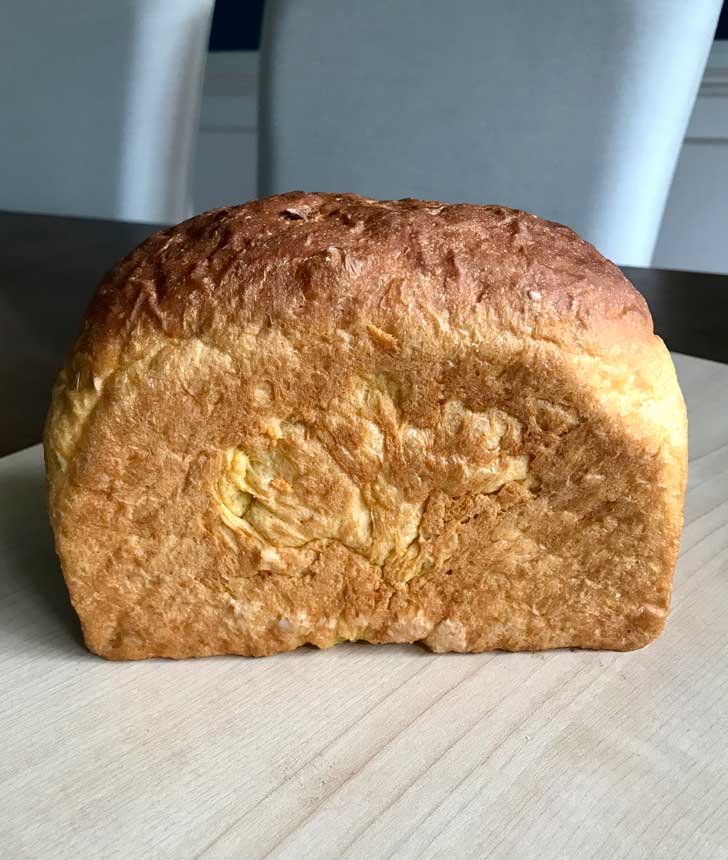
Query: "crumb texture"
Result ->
[[43, 193, 688, 659]]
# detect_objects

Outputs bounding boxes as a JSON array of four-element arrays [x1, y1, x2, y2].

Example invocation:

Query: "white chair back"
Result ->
[[259, 0, 720, 266], [0, 0, 215, 223]]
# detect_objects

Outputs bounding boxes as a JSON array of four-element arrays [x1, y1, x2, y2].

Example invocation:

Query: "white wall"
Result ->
[[194, 46, 728, 274], [652, 43, 728, 274], [193, 52, 258, 210]]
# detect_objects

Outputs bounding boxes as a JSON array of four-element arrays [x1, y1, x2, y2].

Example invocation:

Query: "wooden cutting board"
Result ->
[[1, 352, 726, 860]]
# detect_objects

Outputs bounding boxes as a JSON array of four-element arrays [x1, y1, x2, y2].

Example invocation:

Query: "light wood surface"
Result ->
[[1, 352, 726, 860]]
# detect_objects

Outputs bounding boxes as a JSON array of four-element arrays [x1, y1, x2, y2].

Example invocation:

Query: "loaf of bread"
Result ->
[[44, 193, 687, 659]]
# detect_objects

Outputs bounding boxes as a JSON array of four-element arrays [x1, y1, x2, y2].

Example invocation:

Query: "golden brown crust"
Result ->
[[72, 193, 654, 370], [44, 193, 687, 659]]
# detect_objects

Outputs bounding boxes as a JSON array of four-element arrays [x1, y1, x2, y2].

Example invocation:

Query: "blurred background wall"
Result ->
[[194, 0, 728, 274]]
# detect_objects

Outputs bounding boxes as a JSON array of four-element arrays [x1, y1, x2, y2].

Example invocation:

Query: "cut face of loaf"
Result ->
[[44, 193, 687, 659]]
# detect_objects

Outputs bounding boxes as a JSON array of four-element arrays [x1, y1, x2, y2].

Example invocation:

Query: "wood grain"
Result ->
[[1, 352, 726, 860]]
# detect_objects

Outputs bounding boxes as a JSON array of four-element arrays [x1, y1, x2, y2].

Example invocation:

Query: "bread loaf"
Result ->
[[44, 193, 687, 659]]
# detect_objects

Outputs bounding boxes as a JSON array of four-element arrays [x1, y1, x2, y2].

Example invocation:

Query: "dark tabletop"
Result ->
[[1, 209, 726, 457]]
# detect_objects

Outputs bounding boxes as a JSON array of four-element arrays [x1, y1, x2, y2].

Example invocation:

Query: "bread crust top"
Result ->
[[73, 192, 654, 373]]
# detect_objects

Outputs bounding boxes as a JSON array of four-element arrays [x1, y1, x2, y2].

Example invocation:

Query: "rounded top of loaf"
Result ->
[[74, 192, 654, 375]]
